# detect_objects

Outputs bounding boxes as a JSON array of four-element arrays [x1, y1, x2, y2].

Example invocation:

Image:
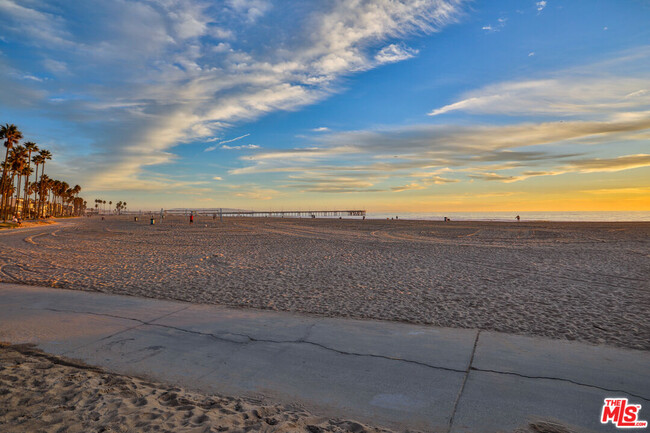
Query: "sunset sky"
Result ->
[[1, 0, 649, 212]]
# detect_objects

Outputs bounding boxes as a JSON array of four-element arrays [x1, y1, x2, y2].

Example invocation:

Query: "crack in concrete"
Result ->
[[470, 368, 649, 402], [447, 330, 480, 432], [26, 306, 649, 403], [30, 306, 190, 356]]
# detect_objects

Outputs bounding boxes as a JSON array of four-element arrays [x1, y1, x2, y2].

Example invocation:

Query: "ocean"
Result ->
[[367, 211, 650, 222]]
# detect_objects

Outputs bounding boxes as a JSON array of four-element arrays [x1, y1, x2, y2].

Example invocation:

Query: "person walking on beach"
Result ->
[[190, 214, 194, 224], [516, 215, 520, 221]]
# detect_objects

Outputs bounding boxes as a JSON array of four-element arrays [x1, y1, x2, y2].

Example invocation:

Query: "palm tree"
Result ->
[[39, 175, 52, 217], [31, 154, 43, 216], [37, 149, 52, 217], [55, 181, 68, 216], [23, 141, 38, 218], [0, 124, 23, 221], [72, 185, 81, 216], [8, 146, 27, 218], [19, 165, 32, 217]]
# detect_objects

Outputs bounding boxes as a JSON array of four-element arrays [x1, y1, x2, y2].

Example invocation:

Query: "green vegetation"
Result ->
[[0, 123, 87, 221]]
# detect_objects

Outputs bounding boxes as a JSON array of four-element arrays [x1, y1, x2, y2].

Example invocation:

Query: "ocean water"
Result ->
[[368, 211, 650, 222]]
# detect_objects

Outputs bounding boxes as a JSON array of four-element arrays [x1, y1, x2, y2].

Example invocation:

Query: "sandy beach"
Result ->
[[1, 216, 648, 350], [1, 342, 581, 433], [0, 343, 396, 433]]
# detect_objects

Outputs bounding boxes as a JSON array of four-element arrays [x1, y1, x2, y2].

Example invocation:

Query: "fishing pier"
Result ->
[[164, 208, 366, 218]]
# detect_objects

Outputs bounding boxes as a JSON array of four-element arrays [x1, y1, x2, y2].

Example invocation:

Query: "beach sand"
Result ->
[[1, 216, 648, 350], [0, 343, 578, 433], [0, 343, 394, 433]]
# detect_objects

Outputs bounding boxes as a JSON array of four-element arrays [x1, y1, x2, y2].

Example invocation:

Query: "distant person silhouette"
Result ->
[[516, 215, 520, 221], [190, 214, 194, 224]]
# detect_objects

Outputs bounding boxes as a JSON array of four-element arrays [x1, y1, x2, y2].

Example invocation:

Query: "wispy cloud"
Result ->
[[0, 0, 465, 190], [205, 133, 251, 151], [21, 74, 43, 82], [392, 183, 426, 192], [229, 115, 650, 194], [221, 144, 260, 150], [375, 43, 419, 63], [428, 77, 650, 117], [536, 1, 547, 12], [219, 133, 251, 145], [482, 17, 507, 32]]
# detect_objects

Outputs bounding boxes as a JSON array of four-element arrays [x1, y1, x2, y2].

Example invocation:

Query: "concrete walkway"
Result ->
[[0, 283, 647, 432]]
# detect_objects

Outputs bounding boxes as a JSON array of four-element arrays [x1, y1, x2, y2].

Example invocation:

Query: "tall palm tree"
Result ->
[[8, 146, 27, 218], [23, 141, 38, 218], [37, 149, 52, 217], [72, 185, 81, 216], [19, 165, 32, 217], [0, 124, 23, 221], [31, 154, 43, 216]]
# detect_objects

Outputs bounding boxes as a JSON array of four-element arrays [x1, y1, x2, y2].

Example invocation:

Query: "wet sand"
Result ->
[[1, 216, 648, 349]]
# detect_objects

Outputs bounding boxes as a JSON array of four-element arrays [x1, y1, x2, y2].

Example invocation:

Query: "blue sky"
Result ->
[[1, 0, 649, 211]]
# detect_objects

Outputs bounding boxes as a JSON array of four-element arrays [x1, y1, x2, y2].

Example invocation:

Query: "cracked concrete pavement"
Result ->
[[0, 283, 648, 432]]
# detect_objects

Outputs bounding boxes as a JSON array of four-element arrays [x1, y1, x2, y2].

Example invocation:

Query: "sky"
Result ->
[[0, 0, 649, 212]]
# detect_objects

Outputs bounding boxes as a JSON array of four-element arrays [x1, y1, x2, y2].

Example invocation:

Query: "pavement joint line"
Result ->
[[16, 305, 649, 403], [447, 329, 480, 432]]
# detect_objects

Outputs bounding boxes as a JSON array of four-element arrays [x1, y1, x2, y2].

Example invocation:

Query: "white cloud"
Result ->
[[528, 52, 535, 57], [227, 0, 271, 23], [205, 133, 251, 151], [375, 44, 419, 64], [221, 144, 260, 150], [536, 1, 547, 12], [0, 0, 73, 46], [482, 16, 507, 32], [219, 133, 250, 145], [428, 77, 650, 117], [213, 176, 223, 180], [312, 127, 330, 132], [21, 74, 43, 82], [0, 0, 465, 191], [43, 59, 68, 73], [229, 116, 650, 186]]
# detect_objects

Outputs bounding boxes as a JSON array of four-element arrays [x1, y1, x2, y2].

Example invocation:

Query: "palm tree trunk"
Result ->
[[0, 146, 10, 221], [10, 173, 17, 218], [38, 162, 45, 218], [15, 175, 21, 217], [23, 152, 31, 218], [33, 165, 39, 218]]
